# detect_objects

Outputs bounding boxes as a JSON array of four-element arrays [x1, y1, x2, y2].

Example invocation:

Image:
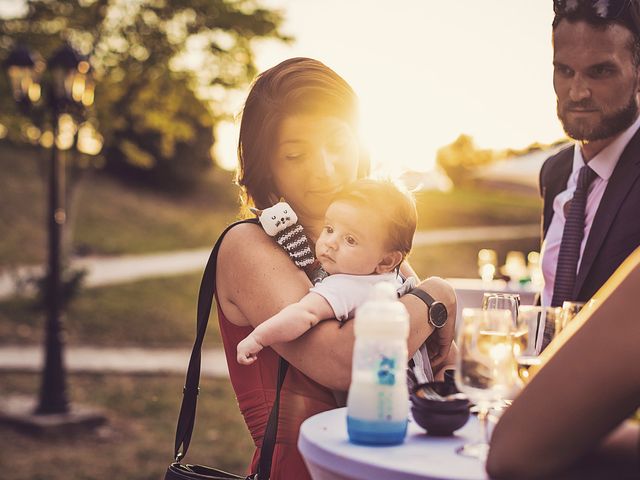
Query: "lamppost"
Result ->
[[3, 42, 100, 423]]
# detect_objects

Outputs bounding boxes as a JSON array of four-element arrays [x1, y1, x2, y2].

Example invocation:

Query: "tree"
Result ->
[[436, 134, 496, 186], [0, 0, 290, 188]]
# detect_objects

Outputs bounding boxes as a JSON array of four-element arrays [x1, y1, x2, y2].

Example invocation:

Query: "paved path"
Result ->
[[0, 223, 539, 300], [0, 249, 212, 300], [0, 345, 230, 378]]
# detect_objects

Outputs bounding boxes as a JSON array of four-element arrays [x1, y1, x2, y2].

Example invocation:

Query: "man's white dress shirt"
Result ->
[[541, 114, 640, 307]]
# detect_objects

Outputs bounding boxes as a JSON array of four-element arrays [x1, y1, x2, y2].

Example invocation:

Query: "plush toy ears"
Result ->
[[249, 207, 262, 217]]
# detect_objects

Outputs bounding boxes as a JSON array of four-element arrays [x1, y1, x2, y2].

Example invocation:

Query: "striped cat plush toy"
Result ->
[[251, 201, 328, 284]]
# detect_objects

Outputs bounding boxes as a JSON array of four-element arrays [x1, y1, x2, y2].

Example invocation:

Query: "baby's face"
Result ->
[[315, 200, 391, 275]]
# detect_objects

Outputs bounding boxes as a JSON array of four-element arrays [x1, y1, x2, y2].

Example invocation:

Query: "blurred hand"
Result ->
[[426, 317, 455, 369]]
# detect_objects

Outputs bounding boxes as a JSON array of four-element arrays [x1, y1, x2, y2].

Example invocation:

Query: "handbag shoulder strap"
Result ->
[[172, 217, 288, 480]]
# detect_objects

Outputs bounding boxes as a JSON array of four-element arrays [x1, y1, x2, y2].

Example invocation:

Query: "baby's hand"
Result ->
[[237, 335, 264, 365]]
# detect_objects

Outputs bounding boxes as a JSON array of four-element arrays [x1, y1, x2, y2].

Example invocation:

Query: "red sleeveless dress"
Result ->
[[216, 299, 339, 479]]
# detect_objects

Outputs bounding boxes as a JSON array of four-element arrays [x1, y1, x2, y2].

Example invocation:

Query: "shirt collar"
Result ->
[[572, 113, 640, 180]]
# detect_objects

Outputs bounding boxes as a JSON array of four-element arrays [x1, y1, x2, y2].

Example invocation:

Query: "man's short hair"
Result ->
[[552, 0, 640, 65]]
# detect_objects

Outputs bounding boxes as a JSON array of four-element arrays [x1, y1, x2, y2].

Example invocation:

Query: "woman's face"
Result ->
[[270, 114, 360, 223]]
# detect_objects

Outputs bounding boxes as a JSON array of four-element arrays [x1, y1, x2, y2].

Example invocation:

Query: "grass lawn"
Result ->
[[0, 273, 219, 347], [0, 142, 239, 268], [0, 144, 49, 267], [0, 372, 254, 480], [414, 187, 541, 230], [72, 168, 238, 256]]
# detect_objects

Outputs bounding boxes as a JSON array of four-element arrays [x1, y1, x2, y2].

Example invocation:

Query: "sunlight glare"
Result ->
[[241, 0, 564, 175]]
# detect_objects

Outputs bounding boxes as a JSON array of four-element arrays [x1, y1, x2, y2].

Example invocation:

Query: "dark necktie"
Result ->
[[551, 164, 598, 308]]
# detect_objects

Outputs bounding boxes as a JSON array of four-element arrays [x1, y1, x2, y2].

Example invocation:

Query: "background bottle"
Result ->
[[346, 282, 410, 445]]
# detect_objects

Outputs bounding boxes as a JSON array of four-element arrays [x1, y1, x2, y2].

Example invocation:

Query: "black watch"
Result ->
[[407, 288, 448, 328]]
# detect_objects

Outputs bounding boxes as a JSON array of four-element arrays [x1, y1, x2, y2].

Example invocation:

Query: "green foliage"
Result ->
[[0, 0, 290, 187], [436, 134, 498, 186], [503, 137, 569, 159]]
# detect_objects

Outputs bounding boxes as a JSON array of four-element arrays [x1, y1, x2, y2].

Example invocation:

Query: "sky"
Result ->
[[214, 0, 565, 174], [0, 0, 566, 174]]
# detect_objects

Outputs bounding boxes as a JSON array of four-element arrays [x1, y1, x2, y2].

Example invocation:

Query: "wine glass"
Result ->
[[482, 293, 522, 408], [477, 249, 498, 283], [454, 308, 516, 460], [482, 292, 520, 326], [513, 306, 561, 384]]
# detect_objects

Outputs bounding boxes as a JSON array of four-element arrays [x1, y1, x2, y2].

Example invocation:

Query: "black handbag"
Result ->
[[165, 219, 288, 480]]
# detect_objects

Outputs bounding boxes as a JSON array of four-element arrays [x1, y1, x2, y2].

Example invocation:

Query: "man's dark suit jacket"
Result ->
[[540, 130, 640, 303]]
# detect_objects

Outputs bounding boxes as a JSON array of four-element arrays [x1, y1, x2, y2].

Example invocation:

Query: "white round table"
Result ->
[[298, 407, 489, 480]]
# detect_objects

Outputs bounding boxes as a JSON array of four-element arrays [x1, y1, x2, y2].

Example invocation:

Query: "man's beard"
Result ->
[[557, 93, 639, 142]]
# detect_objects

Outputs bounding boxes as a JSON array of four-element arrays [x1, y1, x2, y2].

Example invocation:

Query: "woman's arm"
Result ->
[[400, 261, 458, 370], [217, 223, 456, 391], [486, 250, 640, 479]]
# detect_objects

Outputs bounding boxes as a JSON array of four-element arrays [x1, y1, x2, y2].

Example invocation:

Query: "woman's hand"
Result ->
[[433, 343, 458, 381]]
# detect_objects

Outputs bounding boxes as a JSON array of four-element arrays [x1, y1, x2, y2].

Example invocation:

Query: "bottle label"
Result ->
[[376, 356, 396, 386], [352, 340, 405, 385]]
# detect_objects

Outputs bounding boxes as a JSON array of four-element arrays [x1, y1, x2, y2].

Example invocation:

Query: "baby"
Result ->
[[237, 178, 418, 365]]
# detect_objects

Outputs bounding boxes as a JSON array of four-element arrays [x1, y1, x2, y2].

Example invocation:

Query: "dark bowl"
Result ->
[[410, 381, 471, 436]]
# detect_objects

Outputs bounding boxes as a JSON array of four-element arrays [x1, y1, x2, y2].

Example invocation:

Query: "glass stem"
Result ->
[[478, 406, 490, 445]]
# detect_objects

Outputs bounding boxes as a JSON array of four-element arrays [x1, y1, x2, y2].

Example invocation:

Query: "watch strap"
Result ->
[[407, 288, 447, 328], [407, 287, 436, 307]]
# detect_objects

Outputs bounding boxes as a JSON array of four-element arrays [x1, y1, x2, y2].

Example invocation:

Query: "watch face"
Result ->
[[430, 302, 448, 328]]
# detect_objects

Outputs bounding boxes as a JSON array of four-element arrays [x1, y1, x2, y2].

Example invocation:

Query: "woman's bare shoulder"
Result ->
[[219, 220, 265, 244], [218, 220, 258, 242], [217, 221, 288, 267], [217, 219, 309, 301]]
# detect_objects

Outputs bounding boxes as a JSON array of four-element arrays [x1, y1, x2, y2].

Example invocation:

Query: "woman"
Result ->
[[487, 247, 640, 479], [216, 57, 457, 479]]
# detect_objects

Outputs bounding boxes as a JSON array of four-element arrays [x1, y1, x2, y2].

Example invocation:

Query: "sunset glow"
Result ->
[[215, 1, 565, 174]]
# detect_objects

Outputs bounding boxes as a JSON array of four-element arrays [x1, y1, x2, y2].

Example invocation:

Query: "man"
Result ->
[[540, 0, 640, 307]]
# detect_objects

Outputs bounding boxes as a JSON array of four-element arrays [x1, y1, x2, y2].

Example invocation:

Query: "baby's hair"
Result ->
[[332, 178, 417, 262]]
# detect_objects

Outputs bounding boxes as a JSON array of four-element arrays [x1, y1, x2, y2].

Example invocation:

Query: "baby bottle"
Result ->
[[346, 281, 410, 445]]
